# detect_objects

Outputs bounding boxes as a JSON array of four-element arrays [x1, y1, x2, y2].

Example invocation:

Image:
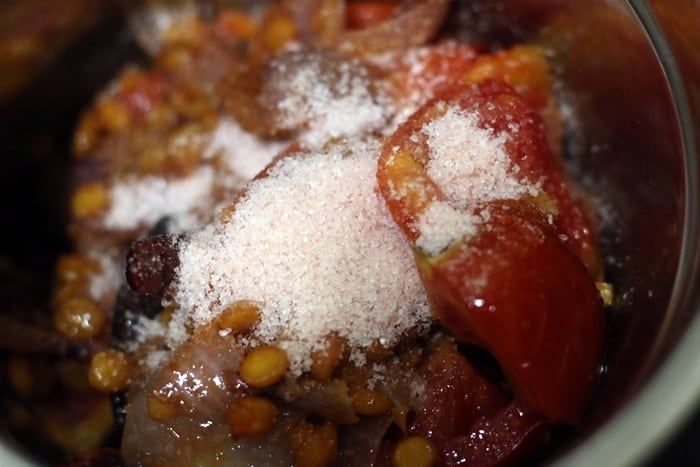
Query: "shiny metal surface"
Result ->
[[0, 1, 699, 465]]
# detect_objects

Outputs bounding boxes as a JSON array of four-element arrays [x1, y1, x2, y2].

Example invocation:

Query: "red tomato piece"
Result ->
[[379, 80, 601, 276], [385, 41, 480, 106], [442, 401, 550, 467], [410, 343, 509, 447], [418, 200, 604, 423], [464, 45, 553, 111], [438, 81, 601, 277]]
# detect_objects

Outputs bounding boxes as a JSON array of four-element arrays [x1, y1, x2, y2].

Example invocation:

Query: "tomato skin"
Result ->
[[410, 343, 509, 447], [378, 82, 606, 424], [439, 81, 602, 278], [379, 80, 602, 276], [420, 201, 604, 424], [410, 343, 552, 465], [384, 41, 480, 106], [464, 45, 553, 111], [442, 401, 550, 467]]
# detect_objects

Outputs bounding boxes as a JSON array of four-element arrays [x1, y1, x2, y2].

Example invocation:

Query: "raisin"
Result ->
[[125, 234, 180, 297]]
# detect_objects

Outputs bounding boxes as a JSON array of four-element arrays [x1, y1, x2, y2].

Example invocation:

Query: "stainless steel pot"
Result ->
[[0, 1, 698, 465]]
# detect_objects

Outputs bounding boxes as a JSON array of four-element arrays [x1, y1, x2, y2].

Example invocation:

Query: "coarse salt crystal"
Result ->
[[169, 139, 431, 374]]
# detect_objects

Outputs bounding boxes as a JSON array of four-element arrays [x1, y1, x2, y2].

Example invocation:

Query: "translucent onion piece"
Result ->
[[337, 416, 393, 466], [276, 378, 359, 425], [122, 328, 249, 465], [282, 0, 346, 46]]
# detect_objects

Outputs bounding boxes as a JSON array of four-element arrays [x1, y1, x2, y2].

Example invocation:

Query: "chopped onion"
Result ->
[[337, 0, 451, 55]]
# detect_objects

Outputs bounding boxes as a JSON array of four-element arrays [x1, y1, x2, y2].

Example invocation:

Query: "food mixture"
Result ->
[[3, 1, 613, 465]]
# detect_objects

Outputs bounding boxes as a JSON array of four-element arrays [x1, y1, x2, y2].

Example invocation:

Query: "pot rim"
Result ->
[[556, 2, 700, 465], [1, 2, 699, 466]]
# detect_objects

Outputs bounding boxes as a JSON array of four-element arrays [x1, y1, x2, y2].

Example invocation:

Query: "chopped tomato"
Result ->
[[419, 200, 604, 424], [464, 45, 553, 111], [410, 343, 508, 446], [214, 10, 257, 40], [378, 82, 605, 423], [442, 401, 550, 467], [386, 41, 480, 104], [346, 0, 400, 30], [379, 80, 601, 276]]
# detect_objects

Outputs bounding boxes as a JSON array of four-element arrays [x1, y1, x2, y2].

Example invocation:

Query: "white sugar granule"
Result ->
[[415, 201, 478, 256], [414, 105, 539, 256], [423, 105, 539, 208], [103, 167, 214, 232], [204, 117, 286, 188], [88, 250, 122, 301], [103, 118, 284, 233], [271, 53, 389, 147], [170, 140, 431, 374]]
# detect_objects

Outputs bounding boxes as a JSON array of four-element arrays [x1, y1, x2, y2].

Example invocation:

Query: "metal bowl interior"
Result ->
[[0, 1, 699, 465]]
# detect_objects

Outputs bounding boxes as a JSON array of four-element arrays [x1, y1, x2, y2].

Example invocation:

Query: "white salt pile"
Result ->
[[168, 140, 431, 374], [414, 104, 539, 255]]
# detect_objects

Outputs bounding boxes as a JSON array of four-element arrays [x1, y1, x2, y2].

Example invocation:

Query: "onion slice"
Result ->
[[337, 0, 450, 55]]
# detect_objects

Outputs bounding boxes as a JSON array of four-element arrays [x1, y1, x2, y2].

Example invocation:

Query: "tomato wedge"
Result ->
[[377, 82, 605, 423]]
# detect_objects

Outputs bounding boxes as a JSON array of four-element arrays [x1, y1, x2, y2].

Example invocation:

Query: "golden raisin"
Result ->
[[529, 190, 558, 219], [217, 301, 261, 334], [162, 14, 207, 46], [310, 334, 346, 382], [137, 146, 168, 173], [239, 345, 289, 388], [350, 386, 392, 416], [144, 103, 177, 128], [226, 396, 278, 438], [54, 297, 106, 340], [147, 395, 178, 422], [89, 350, 130, 393], [71, 182, 109, 219], [392, 436, 438, 467], [290, 422, 338, 467]]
